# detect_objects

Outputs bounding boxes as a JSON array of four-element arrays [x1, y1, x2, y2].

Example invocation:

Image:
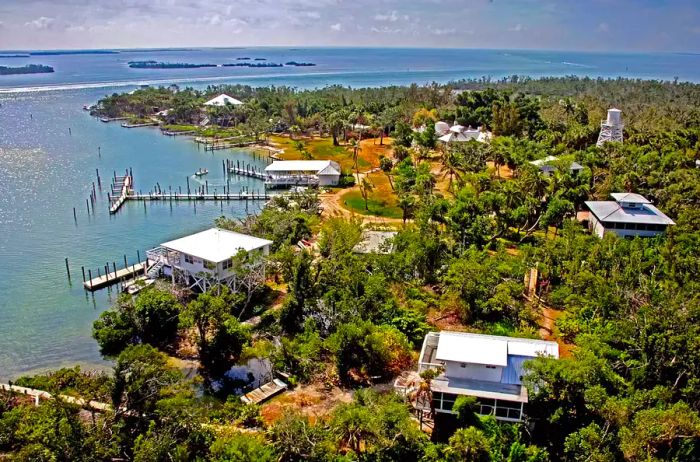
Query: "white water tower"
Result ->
[[597, 108, 624, 146]]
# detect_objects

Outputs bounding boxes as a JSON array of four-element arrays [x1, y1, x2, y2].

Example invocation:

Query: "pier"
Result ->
[[162, 129, 197, 136], [126, 191, 272, 202], [121, 122, 158, 128], [83, 261, 147, 291], [204, 140, 260, 151], [109, 173, 133, 214], [229, 166, 266, 179]]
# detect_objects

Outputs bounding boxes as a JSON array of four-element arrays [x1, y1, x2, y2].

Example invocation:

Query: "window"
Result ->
[[222, 258, 232, 270], [203, 260, 216, 270], [485, 365, 497, 369], [460, 363, 467, 368], [184, 254, 194, 264]]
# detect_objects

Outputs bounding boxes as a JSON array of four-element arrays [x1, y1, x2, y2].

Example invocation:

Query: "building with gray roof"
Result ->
[[585, 193, 675, 238]]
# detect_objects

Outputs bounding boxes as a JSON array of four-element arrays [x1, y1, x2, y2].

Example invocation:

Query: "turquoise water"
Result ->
[[1, 47, 700, 380]]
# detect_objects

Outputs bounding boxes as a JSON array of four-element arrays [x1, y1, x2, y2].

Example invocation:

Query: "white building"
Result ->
[[585, 193, 675, 239], [437, 123, 491, 144], [416, 331, 558, 422], [146, 228, 272, 292], [529, 156, 584, 176], [203, 94, 244, 107], [264, 160, 341, 187]]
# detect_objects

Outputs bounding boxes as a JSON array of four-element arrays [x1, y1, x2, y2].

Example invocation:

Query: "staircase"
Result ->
[[147, 260, 165, 279]]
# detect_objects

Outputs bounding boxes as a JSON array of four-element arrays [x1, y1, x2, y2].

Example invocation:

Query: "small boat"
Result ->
[[194, 168, 209, 176]]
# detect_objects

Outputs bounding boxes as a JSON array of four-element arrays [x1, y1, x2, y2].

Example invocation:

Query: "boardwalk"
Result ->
[[83, 262, 146, 291], [1, 383, 112, 412], [240, 379, 288, 405]]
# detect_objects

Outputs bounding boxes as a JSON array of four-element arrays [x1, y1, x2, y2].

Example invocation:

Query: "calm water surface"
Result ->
[[1, 47, 699, 380]]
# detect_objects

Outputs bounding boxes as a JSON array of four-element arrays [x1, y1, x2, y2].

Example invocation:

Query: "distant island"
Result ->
[[0, 54, 31, 58], [285, 61, 316, 67], [222, 62, 283, 68], [236, 57, 251, 60], [31, 50, 118, 56], [128, 61, 216, 69], [0, 64, 54, 75], [254, 57, 266, 61]]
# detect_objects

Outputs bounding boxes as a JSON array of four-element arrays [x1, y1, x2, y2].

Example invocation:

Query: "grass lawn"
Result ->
[[340, 173, 403, 219], [269, 135, 392, 172]]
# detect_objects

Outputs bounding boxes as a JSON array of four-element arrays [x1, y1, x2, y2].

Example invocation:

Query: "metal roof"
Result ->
[[161, 228, 272, 263], [203, 94, 244, 106], [585, 201, 675, 225], [265, 160, 340, 175], [610, 192, 651, 204], [433, 331, 558, 368]]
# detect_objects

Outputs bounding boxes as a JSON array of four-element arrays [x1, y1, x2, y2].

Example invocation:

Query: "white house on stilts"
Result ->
[[146, 228, 272, 292]]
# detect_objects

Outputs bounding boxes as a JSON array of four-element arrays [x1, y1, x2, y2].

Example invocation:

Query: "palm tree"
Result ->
[[397, 194, 415, 224], [348, 138, 362, 175], [440, 145, 466, 193], [359, 177, 374, 211]]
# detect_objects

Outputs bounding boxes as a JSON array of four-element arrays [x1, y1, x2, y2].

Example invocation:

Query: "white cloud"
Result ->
[[302, 11, 321, 19], [65, 24, 85, 32], [508, 23, 524, 32], [598, 22, 609, 33], [374, 10, 399, 22], [429, 27, 456, 36], [25, 16, 55, 29], [330, 23, 342, 31], [371, 25, 402, 34]]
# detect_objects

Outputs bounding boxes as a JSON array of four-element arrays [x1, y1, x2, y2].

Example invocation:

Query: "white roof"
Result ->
[[434, 331, 559, 367], [161, 228, 272, 263], [265, 160, 341, 175], [204, 94, 244, 106], [435, 121, 450, 135]]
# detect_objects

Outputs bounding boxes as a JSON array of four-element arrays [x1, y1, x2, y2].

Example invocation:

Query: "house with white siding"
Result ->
[[416, 331, 558, 422], [585, 193, 675, 239]]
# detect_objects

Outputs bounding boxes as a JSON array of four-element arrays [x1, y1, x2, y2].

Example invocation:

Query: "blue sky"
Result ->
[[1, 0, 699, 51]]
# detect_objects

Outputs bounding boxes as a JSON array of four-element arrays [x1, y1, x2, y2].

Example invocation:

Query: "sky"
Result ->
[[1, 0, 700, 52]]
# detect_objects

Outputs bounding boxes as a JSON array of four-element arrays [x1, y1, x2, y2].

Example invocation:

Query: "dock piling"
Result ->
[[65, 258, 71, 281]]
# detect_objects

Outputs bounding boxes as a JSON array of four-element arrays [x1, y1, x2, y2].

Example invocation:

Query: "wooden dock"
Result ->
[[109, 174, 133, 214], [83, 262, 147, 291], [229, 166, 266, 179], [204, 140, 259, 151], [126, 191, 272, 202], [121, 122, 158, 128], [1, 383, 112, 412], [162, 130, 197, 136], [240, 379, 288, 405]]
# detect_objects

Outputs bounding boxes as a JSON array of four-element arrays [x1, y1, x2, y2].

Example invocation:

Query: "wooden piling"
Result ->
[[81, 266, 86, 282], [86, 199, 90, 215], [73, 207, 77, 222], [65, 258, 71, 280], [88, 269, 93, 289]]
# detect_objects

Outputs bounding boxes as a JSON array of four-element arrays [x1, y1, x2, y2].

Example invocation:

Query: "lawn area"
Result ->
[[340, 173, 403, 219], [269, 135, 392, 172]]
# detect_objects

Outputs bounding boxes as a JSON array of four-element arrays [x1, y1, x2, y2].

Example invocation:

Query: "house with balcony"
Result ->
[[585, 193, 675, 239], [416, 331, 558, 422], [146, 228, 272, 292]]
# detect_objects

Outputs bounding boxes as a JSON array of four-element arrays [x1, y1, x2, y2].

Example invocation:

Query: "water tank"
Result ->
[[606, 108, 622, 126]]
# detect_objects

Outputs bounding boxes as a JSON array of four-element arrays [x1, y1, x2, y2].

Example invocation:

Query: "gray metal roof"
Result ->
[[610, 192, 651, 204], [585, 201, 675, 225]]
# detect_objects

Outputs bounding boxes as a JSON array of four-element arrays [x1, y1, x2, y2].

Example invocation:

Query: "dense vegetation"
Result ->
[[0, 64, 54, 75], [3, 77, 700, 460]]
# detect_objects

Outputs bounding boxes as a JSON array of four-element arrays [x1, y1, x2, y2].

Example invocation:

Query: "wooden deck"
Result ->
[[240, 379, 288, 405], [84, 262, 147, 291]]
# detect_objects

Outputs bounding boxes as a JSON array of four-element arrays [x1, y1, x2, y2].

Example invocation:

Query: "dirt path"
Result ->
[[320, 188, 407, 226]]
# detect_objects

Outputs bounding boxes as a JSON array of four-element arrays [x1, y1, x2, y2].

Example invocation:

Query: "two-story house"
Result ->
[[146, 228, 272, 292], [416, 331, 559, 422], [585, 193, 675, 239]]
